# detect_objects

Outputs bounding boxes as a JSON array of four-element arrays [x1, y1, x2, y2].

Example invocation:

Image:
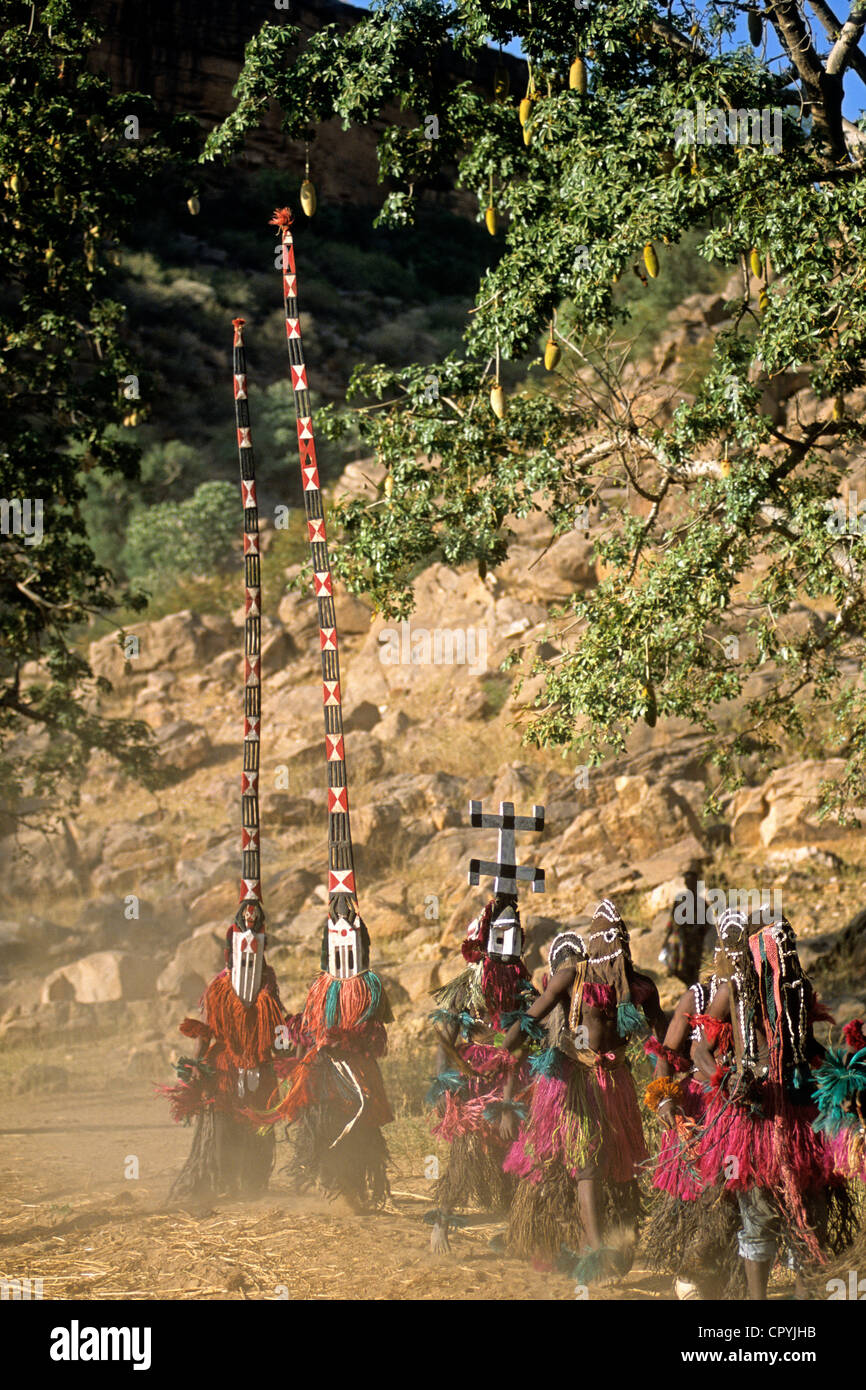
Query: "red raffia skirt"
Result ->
[[651, 1077, 707, 1202], [504, 1053, 648, 1185], [432, 1042, 531, 1145], [827, 1126, 866, 1182], [691, 1081, 843, 1257], [250, 1046, 393, 1131], [692, 1083, 836, 1194]]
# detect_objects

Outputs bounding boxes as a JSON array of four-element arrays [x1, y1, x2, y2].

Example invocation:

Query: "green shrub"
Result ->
[[123, 480, 239, 581]]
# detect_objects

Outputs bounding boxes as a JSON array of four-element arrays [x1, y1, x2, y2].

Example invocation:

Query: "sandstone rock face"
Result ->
[[644, 877, 688, 916], [630, 838, 707, 890], [355, 564, 496, 709], [277, 572, 321, 637], [559, 777, 706, 863], [730, 759, 850, 848], [729, 786, 767, 847], [154, 719, 213, 772], [88, 610, 233, 685], [334, 585, 373, 634], [390, 960, 441, 1002], [0, 917, 73, 961], [758, 760, 851, 847], [172, 843, 237, 904], [260, 624, 298, 671], [372, 708, 412, 744], [343, 700, 382, 734], [90, 837, 167, 895], [188, 882, 237, 928], [41, 951, 161, 1005], [265, 866, 319, 914], [156, 927, 223, 998]]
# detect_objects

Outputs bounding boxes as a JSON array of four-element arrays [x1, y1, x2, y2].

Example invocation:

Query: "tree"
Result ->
[[123, 481, 240, 583], [204, 1, 866, 816], [0, 1, 196, 824]]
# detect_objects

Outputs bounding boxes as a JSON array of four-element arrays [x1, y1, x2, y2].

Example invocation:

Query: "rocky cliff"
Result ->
[[1, 281, 864, 1080], [90, 0, 514, 211]]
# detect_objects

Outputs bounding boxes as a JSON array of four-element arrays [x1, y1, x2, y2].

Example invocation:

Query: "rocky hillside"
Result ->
[[1, 283, 864, 1080]]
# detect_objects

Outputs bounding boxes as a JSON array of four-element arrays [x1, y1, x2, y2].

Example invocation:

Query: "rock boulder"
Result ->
[[41, 951, 161, 1005]]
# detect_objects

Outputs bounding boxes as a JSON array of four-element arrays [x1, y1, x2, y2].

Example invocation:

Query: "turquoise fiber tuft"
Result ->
[[325, 977, 342, 1028], [617, 1001, 646, 1038]]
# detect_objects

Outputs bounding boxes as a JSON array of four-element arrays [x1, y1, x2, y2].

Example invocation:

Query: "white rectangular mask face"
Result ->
[[231, 929, 265, 1003], [328, 918, 360, 979], [487, 922, 521, 958]]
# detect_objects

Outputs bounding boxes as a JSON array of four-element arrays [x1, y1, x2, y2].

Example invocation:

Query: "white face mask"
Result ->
[[231, 928, 265, 1003], [327, 916, 365, 979], [486, 908, 521, 959]]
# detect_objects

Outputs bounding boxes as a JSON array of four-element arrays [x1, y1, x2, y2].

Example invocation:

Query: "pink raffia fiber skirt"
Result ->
[[432, 1042, 531, 1144], [504, 1054, 648, 1185], [651, 1076, 707, 1202]]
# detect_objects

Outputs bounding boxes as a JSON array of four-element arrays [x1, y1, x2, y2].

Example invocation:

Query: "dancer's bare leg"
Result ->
[[577, 1175, 602, 1250]]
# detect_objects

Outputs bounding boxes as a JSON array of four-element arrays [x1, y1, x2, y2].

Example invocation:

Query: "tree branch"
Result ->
[[827, 0, 866, 73], [768, 0, 847, 159], [808, 0, 866, 82]]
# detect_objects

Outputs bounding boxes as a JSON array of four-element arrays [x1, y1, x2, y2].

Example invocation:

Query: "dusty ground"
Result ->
[[0, 1054, 815, 1303], [0, 1083, 651, 1301]]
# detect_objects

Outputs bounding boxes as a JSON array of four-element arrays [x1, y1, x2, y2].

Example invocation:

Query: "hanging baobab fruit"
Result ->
[[569, 55, 587, 96]]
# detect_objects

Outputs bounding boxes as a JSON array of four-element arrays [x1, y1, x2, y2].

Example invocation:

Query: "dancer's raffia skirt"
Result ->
[[503, 1051, 647, 1261], [642, 1186, 745, 1297], [804, 1206, 866, 1297], [691, 1082, 854, 1261], [268, 1048, 392, 1208], [434, 1130, 515, 1214], [643, 1075, 744, 1295], [431, 1041, 531, 1214], [169, 1105, 276, 1201], [828, 1125, 866, 1182]]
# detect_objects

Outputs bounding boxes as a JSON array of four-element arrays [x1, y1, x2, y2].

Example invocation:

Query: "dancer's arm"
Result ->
[[690, 983, 730, 1082], [498, 967, 575, 1141], [500, 965, 575, 1055], [653, 988, 694, 1129], [636, 974, 668, 1040], [434, 1016, 460, 1078], [654, 990, 693, 1077]]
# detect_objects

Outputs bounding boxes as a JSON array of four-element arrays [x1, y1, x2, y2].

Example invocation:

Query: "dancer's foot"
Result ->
[[572, 1245, 628, 1286], [430, 1219, 451, 1254], [675, 1278, 702, 1301], [425, 1209, 452, 1254]]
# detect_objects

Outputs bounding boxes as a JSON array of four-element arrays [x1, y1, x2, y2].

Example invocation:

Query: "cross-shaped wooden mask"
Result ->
[[467, 799, 545, 895]]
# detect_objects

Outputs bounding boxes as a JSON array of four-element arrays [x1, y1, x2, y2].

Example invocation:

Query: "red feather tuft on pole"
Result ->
[[269, 206, 294, 229]]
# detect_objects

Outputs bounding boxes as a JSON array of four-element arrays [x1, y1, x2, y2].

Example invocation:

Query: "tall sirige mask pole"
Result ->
[[270, 206, 367, 979], [229, 315, 266, 1015]]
